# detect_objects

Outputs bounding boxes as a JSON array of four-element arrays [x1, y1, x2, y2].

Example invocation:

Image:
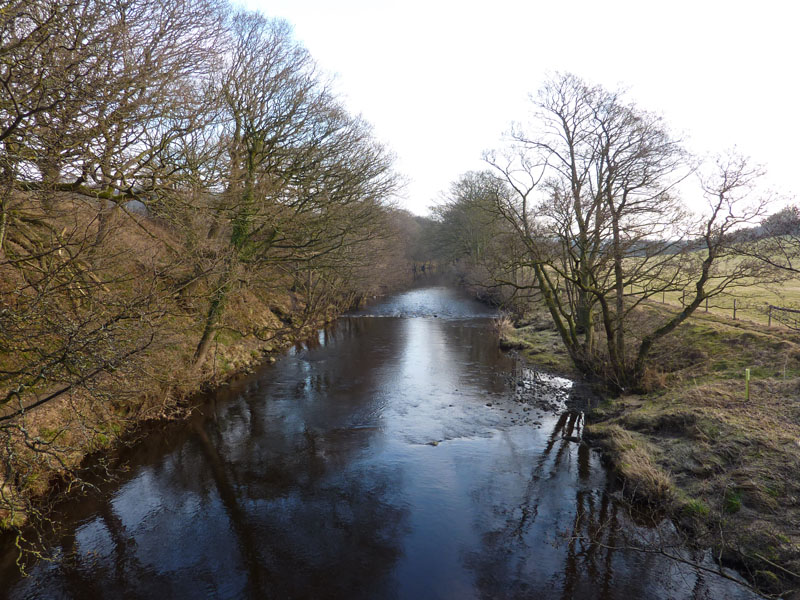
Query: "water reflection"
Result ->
[[0, 287, 762, 600], [465, 411, 759, 600]]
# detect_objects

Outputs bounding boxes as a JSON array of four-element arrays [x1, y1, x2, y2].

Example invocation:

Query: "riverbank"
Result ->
[[501, 308, 800, 599], [495, 313, 579, 378], [0, 292, 350, 535], [0, 192, 417, 541], [0, 285, 764, 599]]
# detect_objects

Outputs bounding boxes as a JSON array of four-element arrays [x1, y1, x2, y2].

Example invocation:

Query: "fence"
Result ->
[[768, 305, 800, 330], [656, 290, 800, 330]]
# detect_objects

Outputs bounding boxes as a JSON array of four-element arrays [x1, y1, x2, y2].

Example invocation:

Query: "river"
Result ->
[[0, 286, 762, 599]]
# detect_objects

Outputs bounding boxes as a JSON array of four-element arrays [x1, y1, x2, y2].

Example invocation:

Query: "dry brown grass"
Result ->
[[0, 192, 343, 535], [589, 423, 675, 503], [587, 335, 800, 597], [492, 314, 515, 339]]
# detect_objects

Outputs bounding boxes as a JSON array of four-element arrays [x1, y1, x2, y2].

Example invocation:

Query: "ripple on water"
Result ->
[[347, 286, 499, 319]]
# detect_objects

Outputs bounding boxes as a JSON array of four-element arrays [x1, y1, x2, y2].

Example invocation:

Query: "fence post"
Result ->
[[705, 297, 708, 312], [662, 291, 665, 304], [745, 368, 750, 402], [733, 299, 737, 320], [768, 305, 772, 327]]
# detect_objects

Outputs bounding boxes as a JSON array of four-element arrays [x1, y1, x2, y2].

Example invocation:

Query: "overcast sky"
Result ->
[[241, 0, 798, 215]]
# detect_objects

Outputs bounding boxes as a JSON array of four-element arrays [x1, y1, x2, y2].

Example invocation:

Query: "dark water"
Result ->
[[0, 286, 761, 599]]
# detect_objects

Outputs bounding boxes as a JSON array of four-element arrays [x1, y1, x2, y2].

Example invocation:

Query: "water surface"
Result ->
[[0, 286, 761, 599]]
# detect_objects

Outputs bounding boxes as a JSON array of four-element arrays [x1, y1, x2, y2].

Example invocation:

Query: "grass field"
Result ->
[[628, 249, 800, 329], [654, 280, 800, 328]]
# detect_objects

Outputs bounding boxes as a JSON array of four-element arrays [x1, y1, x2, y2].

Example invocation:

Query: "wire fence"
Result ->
[[768, 305, 800, 330], [656, 292, 800, 331]]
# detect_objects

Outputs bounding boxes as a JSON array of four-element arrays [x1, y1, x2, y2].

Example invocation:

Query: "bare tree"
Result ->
[[432, 171, 536, 314], [0, 0, 404, 562], [190, 11, 397, 366], [632, 152, 773, 378], [484, 74, 771, 388]]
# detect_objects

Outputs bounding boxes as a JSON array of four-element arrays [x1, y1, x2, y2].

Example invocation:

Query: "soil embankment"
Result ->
[[501, 308, 800, 599]]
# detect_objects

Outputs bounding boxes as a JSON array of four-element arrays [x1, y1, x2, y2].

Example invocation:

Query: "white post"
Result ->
[[745, 368, 750, 402]]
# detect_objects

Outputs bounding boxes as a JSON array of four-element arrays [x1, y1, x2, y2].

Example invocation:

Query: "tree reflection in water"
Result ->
[[3, 318, 411, 600], [0, 287, 763, 600], [465, 411, 759, 600]]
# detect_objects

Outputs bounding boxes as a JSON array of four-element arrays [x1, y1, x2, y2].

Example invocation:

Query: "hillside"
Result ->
[[0, 189, 418, 541]]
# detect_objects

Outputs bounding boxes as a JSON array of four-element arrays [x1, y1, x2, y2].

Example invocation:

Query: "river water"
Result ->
[[0, 286, 761, 599]]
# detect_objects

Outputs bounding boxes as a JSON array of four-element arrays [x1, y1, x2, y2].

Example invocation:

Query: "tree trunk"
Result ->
[[193, 276, 231, 368], [94, 199, 120, 249], [534, 264, 587, 372], [633, 253, 715, 384], [0, 198, 8, 259]]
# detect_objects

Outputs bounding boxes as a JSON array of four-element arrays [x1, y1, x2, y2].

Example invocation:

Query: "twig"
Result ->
[[570, 535, 763, 595], [752, 553, 800, 580]]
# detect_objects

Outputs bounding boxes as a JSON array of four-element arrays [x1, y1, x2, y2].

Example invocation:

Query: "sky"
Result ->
[[241, 0, 799, 216]]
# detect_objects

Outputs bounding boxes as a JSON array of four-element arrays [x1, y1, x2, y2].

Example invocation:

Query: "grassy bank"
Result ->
[[0, 190, 410, 543], [495, 314, 579, 378], [0, 286, 346, 536], [502, 308, 800, 598]]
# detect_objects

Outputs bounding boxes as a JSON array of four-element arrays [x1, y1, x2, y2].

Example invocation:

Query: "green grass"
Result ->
[[632, 252, 800, 328], [724, 489, 743, 514], [683, 498, 711, 518], [644, 308, 800, 382], [499, 323, 577, 376]]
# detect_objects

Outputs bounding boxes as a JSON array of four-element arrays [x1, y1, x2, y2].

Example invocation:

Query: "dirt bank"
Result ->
[[502, 308, 800, 599], [0, 291, 347, 535]]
